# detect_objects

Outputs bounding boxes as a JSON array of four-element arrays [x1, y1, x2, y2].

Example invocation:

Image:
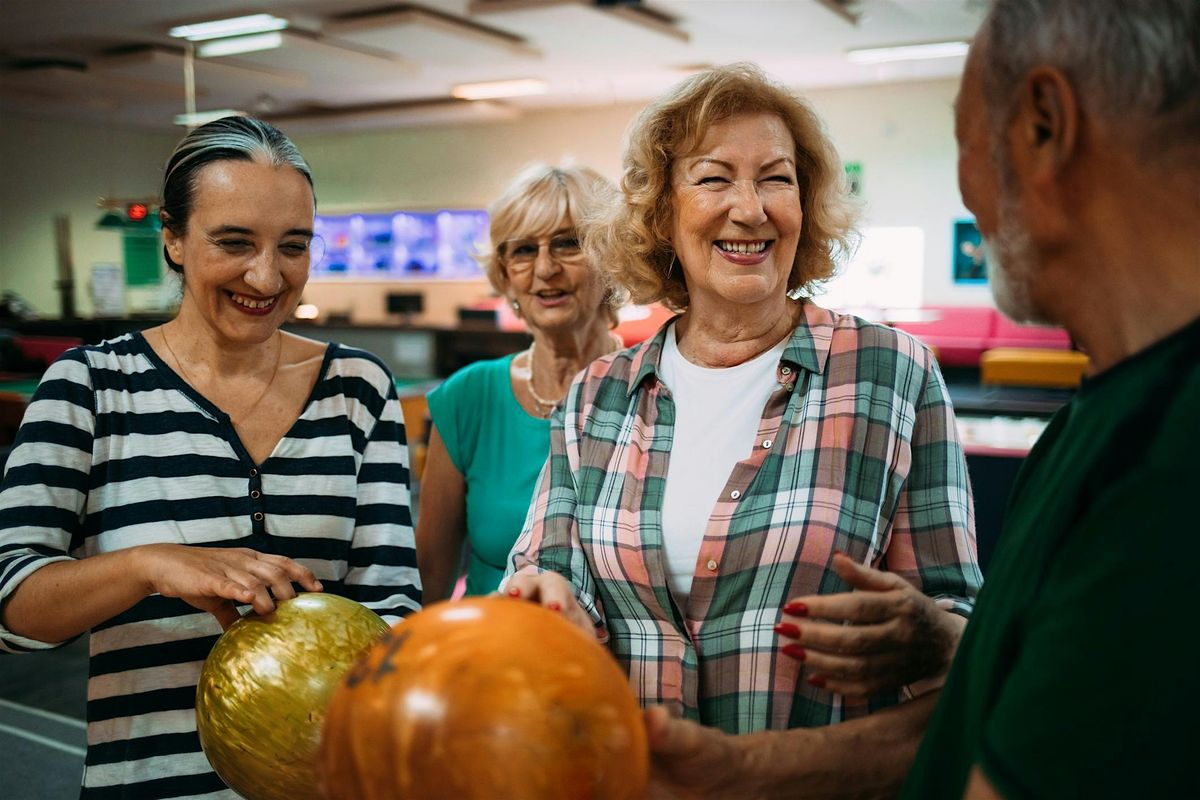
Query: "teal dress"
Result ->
[[426, 354, 551, 596]]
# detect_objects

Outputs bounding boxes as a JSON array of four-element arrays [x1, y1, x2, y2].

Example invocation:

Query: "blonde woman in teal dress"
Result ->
[[415, 164, 624, 600]]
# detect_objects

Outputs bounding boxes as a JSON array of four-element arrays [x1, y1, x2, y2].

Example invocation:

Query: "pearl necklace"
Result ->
[[524, 332, 623, 415]]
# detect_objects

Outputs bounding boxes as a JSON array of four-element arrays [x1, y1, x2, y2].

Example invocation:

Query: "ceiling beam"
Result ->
[[815, 0, 861, 25], [469, 0, 688, 43], [329, 5, 541, 58]]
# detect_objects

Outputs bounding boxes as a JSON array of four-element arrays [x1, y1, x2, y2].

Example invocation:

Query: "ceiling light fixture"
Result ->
[[196, 32, 285, 58], [847, 41, 969, 65], [169, 14, 288, 42], [451, 78, 547, 100], [173, 109, 248, 127]]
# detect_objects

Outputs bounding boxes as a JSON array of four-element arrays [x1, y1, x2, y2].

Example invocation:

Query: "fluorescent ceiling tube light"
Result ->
[[174, 109, 248, 127], [170, 14, 288, 42], [847, 41, 969, 64], [197, 32, 284, 58], [451, 78, 547, 100]]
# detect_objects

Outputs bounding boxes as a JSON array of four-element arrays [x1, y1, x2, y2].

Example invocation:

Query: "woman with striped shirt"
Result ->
[[0, 117, 421, 798]]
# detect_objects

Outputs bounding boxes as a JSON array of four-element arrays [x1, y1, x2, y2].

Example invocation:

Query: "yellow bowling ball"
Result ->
[[196, 593, 389, 800]]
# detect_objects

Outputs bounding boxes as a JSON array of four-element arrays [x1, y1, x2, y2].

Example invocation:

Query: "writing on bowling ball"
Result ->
[[344, 628, 411, 688]]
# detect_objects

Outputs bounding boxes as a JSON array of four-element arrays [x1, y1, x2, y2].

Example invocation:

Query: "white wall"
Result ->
[[290, 105, 633, 212], [0, 115, 178, 317], [0, 76, 995, 318], [805, 79, 992, 306]]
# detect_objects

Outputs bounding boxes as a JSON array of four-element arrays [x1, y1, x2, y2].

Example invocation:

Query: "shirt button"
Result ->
[[706, 559, 718, 571], [250, 490, 261, 499], [763, 439, 773, 449], [249, 468, 258, 477], [780, 366, 792, 376], [730, 489, 741, 500], [252, 512, 264, 522]]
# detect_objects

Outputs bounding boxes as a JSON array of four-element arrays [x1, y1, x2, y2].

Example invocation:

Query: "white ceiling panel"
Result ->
[[328, 7, 541, 65], [468, 4, 692, 66], [93, 47, 308, 93], [199, 30, 413, 83], [0, 64, 185, 106]]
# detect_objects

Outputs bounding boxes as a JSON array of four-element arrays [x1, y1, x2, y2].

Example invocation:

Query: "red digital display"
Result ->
[[127, 203, 149, 221]]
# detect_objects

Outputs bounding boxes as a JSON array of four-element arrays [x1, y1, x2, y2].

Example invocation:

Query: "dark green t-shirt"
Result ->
[[903, 316, 1200, 799], [426, 354, 551, 596]]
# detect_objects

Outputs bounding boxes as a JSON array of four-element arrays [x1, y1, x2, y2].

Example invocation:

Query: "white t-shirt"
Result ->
[[658, 322, 788, 605]]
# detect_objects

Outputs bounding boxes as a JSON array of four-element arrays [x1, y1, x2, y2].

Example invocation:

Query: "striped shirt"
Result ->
[[0, 332, 421, 799], [509, 302, 981, 733]]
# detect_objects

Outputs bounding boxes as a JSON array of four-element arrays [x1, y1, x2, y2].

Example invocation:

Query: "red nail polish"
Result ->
[[783, 601, 808, 617], [774, 623, 801, 639], [547, 601, 562, 612], [507, 586, 522, 598], [807, 675, 827, 688], [782, 644, 806, 661]]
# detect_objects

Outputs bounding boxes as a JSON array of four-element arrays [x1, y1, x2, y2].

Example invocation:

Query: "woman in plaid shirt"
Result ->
[[506, 64, 981, 795]]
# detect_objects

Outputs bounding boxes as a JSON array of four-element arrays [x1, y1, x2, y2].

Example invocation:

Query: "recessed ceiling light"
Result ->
[[197, 32, 285, 58], [846, 41, 969, 64], [451, 78, 548, 101], [169, 14, 288, 42], [173, 109, 248, 127]]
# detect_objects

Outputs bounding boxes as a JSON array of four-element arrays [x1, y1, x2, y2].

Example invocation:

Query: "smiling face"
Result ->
[[164, 158, 315, 345], [502, 217, 608, 337], [669, 112, 803, 314]]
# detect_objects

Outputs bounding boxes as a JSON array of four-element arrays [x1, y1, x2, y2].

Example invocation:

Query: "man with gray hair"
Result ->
[[642, 0, 1197, 796], [902, 0, 1199, 796]]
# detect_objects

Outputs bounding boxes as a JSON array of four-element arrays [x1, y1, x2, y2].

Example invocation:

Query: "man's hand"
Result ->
[[645, 692, 940, 800], [645, 706, 755, 800]]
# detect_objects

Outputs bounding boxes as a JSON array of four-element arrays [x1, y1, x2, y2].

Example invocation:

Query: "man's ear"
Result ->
[[1012, 66, 1079, 179]]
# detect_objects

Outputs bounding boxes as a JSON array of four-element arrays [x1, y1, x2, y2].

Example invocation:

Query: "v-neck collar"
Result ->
[[133, 330, 335, 468]]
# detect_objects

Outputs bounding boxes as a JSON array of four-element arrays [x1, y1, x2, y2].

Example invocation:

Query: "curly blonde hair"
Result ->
[[481, 163, 623, 322], [587, 63, 857, 311]]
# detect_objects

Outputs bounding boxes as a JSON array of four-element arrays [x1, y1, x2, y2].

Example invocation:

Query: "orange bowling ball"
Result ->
[[319, 596, 648, 800]]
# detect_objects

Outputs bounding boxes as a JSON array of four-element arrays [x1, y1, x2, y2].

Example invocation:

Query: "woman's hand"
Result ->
[[135, 544, 323, 630], [502, 570, 598, 638], [775, 552, 964, 697]]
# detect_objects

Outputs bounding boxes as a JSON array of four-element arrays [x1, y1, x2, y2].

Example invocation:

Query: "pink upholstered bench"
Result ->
[[892, 306, 1071, 368]]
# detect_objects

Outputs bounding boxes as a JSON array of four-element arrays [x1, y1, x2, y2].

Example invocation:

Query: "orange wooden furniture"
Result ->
[[980, 348, 1090, 389], [398, 392, 430, 482]]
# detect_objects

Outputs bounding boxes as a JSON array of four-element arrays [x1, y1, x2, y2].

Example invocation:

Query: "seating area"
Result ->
[[891, 305, 1072, 368], [11, 335, 83, 369]]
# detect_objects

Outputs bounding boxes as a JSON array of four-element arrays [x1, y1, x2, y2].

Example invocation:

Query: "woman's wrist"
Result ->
[[127, 543, 163, 599]]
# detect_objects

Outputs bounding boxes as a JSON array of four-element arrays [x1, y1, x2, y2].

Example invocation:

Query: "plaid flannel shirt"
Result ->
[[508, 302, 981, 733]]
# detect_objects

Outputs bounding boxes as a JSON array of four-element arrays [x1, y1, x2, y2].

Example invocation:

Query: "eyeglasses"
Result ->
[[499, 233, 583, 272]]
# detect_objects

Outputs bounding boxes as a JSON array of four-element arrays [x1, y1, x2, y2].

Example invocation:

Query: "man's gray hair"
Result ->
[[978, 0, 1200, 165]]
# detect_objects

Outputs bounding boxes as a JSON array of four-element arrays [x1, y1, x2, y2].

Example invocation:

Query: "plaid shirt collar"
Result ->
[[625, 300, 836, 398]]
